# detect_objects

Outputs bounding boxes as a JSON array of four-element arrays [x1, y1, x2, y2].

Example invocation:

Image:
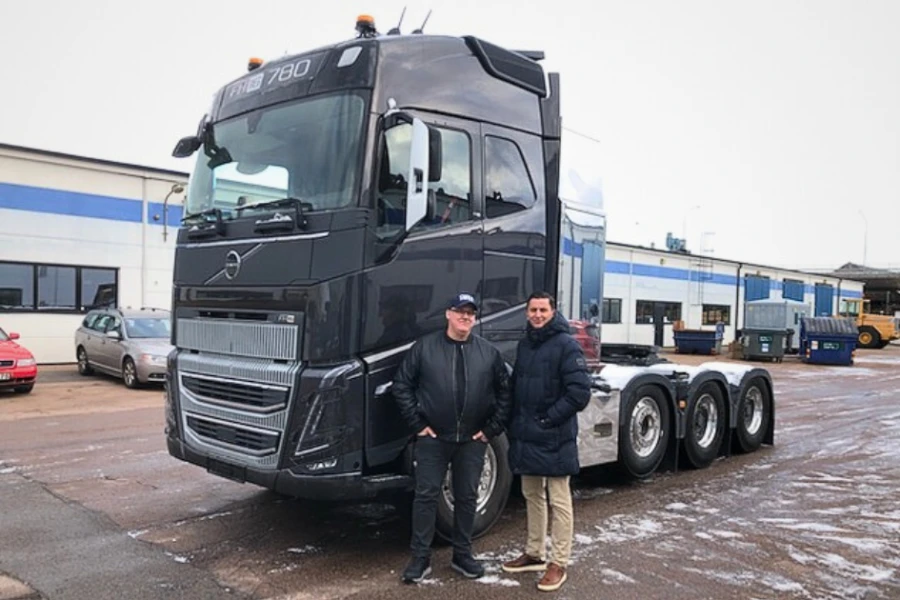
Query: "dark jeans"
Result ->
[[410, 437, 487, 559]]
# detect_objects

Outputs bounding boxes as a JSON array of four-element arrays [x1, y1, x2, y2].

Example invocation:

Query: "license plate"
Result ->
[[207, 458, 246, 483], [0, 373, 10, 381]]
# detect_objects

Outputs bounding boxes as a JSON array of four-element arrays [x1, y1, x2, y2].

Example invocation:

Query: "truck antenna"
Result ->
[[387, 7, 406, 35], [412, 9, 431, 34]]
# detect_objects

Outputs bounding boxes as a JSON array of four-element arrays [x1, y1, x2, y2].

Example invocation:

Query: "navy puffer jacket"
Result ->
[[508, 312, 591, 477]]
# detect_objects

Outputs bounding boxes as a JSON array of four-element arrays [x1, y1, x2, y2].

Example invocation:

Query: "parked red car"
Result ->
[[0, 327, 37, 394]]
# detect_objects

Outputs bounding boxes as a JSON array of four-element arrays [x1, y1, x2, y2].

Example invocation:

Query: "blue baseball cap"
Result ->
[[448, 292, 477, 311]]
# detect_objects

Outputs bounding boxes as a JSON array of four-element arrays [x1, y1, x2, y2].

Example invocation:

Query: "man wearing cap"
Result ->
[[393, 292, 512, 584]]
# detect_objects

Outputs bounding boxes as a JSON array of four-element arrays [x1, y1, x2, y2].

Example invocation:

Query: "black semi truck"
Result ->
[[165, 16, 774, 539]]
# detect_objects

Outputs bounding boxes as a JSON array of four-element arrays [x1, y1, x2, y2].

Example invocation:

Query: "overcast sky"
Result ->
[[1, 0, 897, 270]]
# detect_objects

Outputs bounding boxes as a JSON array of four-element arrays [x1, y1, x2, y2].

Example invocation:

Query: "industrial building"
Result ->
[[0, 143, 863, 363]]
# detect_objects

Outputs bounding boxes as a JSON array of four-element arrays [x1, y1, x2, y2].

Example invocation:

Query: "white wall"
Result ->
[[600, 244, 864, 348], [0, 147, 186, 363]]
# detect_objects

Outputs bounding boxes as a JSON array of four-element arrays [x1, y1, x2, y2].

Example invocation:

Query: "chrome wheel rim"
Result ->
[[743, 386, 763, 435], [442, 443, 498, 513], [693, 393, 719, 448], [631, 397, 662, 458]]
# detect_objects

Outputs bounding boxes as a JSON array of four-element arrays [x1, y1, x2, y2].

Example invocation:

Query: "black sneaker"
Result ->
[[401, 557, 432, 584], [451, 553, 485, 579]]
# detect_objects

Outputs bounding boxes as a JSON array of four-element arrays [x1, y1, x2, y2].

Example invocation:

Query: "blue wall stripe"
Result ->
[[1, 183, 866, 300], [147, 202, 184, 227], [0, 182, 142, 223], [0, 182, 183, 226]]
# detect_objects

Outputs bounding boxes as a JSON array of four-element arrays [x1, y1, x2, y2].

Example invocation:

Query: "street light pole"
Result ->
[[858, 210, 868, 266]]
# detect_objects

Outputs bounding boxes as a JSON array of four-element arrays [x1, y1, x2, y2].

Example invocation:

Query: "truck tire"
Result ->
[[857, 326, 881, 349], [682, 382, 726, 469], [619, 384, 671, 479], [735, 379, 771, 453], [435, 434, 512, 541]]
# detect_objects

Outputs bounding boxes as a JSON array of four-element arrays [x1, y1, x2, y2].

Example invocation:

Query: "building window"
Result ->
[[635, 300, 682, 324], [602, 298, 622, 324], [783, 278, 804, 302], [484, 136, 537, 218], [702, 304, 731, 325], [0, 261, 117, 313], [0, 263, 35, 310]]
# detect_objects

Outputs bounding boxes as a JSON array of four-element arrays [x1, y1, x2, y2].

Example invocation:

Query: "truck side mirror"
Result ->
[[405, 117, 432, 231], [172, 136, 201, 158]]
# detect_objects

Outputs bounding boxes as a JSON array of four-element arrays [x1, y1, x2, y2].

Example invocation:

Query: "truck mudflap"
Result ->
[[167, 435, 412, 501]]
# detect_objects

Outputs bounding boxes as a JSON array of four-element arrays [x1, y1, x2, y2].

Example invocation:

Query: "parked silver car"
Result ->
[[74, 308, 172, 388]]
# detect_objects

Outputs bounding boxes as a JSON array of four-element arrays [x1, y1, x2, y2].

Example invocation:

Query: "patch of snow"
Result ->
[[476, 575, 520, 587], [287, 545, 320, 555], [600, 568, 636, 584]]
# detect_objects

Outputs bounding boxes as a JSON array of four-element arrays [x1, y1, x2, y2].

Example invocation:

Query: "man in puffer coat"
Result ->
[[501, 291, 591, 592]]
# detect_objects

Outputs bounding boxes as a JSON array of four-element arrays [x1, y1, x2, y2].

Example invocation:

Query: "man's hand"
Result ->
[[472, 431, 488, 442], [417, 426, 437, 438]]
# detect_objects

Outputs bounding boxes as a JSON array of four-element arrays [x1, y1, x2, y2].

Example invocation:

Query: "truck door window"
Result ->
[[376, 124, 471, 236], [484, 136, 536, 218]]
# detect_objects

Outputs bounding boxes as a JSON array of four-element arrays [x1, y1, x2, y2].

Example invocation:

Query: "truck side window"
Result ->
[[484, 136, 536, 218], [376, 124, 471, 235]]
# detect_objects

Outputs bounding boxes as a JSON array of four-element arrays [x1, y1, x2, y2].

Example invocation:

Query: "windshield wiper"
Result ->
[[235, 197, 310, 231], [182, 207, 226, 238]]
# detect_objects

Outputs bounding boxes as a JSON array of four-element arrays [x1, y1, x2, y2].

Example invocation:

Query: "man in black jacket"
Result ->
[[393, 292, 512, 584], [501, 291, 591, 592]]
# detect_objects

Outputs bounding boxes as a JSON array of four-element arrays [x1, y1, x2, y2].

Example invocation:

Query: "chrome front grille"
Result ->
[[185, 415, 280, 456], [182, 373, 289, 413], [0, 360, 13, 367], [177, 318, 299, 360], [177, 352, 298, 469]]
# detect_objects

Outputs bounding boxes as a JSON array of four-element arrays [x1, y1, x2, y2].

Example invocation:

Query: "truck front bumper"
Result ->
[[167, 435, 412, 501]]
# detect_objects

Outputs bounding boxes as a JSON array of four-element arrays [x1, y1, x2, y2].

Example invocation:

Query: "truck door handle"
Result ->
[[375, 382, 393, 398]]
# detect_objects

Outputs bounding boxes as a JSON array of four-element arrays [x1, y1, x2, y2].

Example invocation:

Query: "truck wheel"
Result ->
[[682, 382, 726, 469], [857, 326, 881, 349], [435, 434, 511, 541], [619, 385, 671, 479], [735, 379, 771, 453], [77, 347, 93, 375]]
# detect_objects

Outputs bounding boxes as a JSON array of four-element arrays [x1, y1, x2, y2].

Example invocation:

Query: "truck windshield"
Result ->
[[184, 93, 367, 220]]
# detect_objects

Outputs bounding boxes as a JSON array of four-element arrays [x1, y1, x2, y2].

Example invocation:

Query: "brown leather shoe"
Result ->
[[501, 553, 547, 573], [537, 563, 567, 592]]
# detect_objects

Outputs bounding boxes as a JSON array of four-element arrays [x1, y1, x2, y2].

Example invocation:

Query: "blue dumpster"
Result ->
[[674, 326, 723, 355], [799, 317, 857, 366]]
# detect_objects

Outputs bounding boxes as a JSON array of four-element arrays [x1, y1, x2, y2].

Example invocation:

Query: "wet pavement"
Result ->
[[1, 347, 898, 599]]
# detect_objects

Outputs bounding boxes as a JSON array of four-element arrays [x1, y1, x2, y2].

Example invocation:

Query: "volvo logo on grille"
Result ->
[[224, 250, 242, 280]]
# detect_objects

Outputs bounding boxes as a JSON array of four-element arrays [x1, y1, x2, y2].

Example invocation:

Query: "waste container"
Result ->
[[674, 327, 722, 355], [744, 300, 810, 353], [799, 317, 857, 366], [741, 329, 787, 362]]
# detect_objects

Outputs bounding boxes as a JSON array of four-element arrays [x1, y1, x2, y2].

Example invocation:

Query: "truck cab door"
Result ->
[[479, 124, 547, 360], [361, 112, 483, 469]]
